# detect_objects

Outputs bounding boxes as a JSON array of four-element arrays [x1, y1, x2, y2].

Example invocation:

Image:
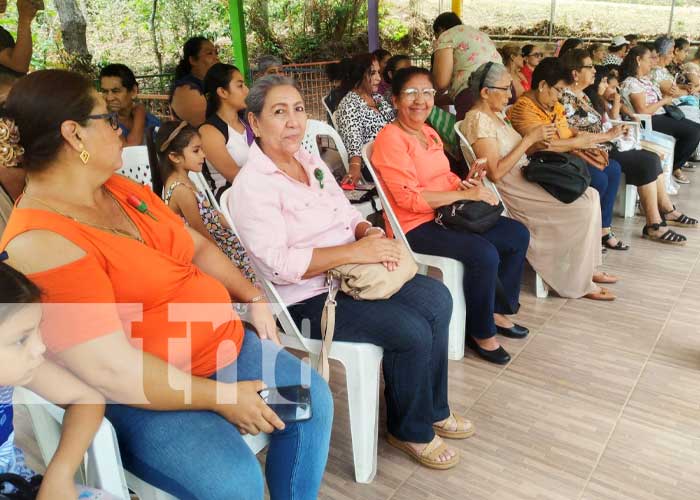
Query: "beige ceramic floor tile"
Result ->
[[507, 333, 647, 408], [581, 417, 700, 500], [651, 318, 700, 370], [623, 361, 700, 438]]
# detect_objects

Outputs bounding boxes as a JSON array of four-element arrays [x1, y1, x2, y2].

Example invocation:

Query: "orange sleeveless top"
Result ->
[[0, 175, 243, 377]]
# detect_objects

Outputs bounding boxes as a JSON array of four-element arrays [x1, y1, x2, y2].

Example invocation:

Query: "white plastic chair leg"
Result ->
[[624, 184, 637, 218], [126, 472, 178, 500], [442, 263, 466, 360], [535, 273, 549, 298], [340, 345, 382, 484]]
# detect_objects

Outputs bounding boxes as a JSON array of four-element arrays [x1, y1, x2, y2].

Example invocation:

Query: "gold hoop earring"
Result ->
[[79, 149, 90, 164]]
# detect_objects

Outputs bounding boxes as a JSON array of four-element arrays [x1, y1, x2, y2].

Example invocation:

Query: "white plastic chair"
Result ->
[[321, 95, 339, 129], [634, 113, 679, 195], [301, 119, 380, 219], [362, 142, 466, 360], [219, 187, 384, 484], [16, 386, 270, 499], [118, 146, 153, 188], [453, 121, 549, 299]]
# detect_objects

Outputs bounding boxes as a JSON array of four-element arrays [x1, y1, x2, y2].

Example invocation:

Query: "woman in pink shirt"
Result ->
[[230, 75, 472, 471], [371, 67, 530, 365]]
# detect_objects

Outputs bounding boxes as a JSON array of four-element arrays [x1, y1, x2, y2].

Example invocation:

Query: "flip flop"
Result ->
[[433, 413, 476, 439], [387, 434, 460, 470]]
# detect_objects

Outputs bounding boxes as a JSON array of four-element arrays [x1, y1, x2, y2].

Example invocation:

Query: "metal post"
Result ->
[[548, 0, 556, 41], [452, 0, 461, 17], [228, 0, 250, 82], [368, 0, 379, 52], [668, 0, 676, 35]]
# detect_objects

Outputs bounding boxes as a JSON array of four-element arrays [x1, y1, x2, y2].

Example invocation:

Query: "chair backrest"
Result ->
[[15, 387, 130, 499], [453, 120, 477, 167], [301, 119, 350, 172], [454, 120, 511, 215], [188, 171, 221, 210], [118, 146, 153, 187], [321, 95, 339, 129], [361, 142, 413, 252], [218, 188, 315, 353]]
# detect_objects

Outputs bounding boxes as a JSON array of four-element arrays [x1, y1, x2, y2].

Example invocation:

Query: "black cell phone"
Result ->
[[258, 385, 312, 423]]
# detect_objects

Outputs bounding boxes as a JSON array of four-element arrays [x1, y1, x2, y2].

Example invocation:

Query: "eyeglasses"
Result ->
[[486, 86, 511, 92], [401, 88, 437, 101], [530, 52, 545, 58], [551, 86, 565, 95], [87, 112, 119, 130]]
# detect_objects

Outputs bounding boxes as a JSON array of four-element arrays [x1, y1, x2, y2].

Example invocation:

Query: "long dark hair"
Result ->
[[0, 259, 42, 323], [174, 37, 208, 81], [3, 70, 95, 172], [585, 65, 619, 116], [204, 63, 242, 118], [620, 45, 650, 81], [146, 120, 200, 195], [338, 53, 376, 100]]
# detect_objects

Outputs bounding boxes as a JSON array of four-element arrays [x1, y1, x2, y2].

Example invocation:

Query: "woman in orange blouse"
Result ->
[[0, 70, 332, 499], [371, 67, 530, 365]]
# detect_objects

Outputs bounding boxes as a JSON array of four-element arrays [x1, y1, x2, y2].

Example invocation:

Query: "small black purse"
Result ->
[[522, 151, 591, 204], [435, 200, 504, 233], [663, 104, 685, 120]]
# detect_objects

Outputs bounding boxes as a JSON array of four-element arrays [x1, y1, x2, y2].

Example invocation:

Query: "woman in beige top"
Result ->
[[461, 62, 616, 300]]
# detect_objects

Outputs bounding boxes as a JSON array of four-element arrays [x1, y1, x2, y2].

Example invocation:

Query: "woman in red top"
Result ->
[[0, 70, 332, 500], [371, 67, 531, 365]]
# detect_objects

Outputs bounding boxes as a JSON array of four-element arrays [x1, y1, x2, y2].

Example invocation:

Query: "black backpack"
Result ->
[[522, 151, 591, 204]]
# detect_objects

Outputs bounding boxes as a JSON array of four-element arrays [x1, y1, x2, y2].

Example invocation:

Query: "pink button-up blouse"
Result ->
[[230, 142, 367, 304]]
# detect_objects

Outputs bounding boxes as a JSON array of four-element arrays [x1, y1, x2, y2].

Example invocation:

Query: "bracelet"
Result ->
[[363, 226, 385, 237], [249, 294, 266, 303]]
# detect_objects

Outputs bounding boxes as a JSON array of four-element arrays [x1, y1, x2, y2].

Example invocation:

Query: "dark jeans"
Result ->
[[651, 115, 700, 170], [289, 274, 452, 443], [587, 159, 621, 228], [454, 88, 477, 121], [406, 217, 529, 339]]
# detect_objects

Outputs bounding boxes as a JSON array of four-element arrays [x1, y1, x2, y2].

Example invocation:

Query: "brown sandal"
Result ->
[[387, 434, 460, 470], [433, 413, 476, 439], [584, 286, 616, 301]]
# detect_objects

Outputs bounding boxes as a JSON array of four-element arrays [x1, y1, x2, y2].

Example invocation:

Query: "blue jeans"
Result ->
[[105, 331, 333, 500], [587, 159, 621, 229], [406, 217, 529, 339], [289, 274, 452, 443]]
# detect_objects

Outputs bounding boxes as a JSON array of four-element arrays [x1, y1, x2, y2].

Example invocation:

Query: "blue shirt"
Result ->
[[119, 112, 161, 141]]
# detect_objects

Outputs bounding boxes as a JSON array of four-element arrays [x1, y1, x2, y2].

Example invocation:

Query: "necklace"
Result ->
[[277, 158, 309, 185], [396, 120, 428, 148], [22, 187, 145, 244]]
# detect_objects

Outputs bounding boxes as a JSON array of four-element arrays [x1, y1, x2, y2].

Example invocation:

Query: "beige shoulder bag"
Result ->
[[316, 243, 418, 380]]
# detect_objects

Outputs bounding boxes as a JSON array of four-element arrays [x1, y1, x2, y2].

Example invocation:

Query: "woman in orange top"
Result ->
[[509, 57, 628, 256], [0, 70, 332, 500], [371, 67, 530, 365]]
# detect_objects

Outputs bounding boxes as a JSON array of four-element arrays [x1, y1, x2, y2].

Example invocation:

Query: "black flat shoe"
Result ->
[[466, 336, 511, 365], [496, 323, 529, 339]]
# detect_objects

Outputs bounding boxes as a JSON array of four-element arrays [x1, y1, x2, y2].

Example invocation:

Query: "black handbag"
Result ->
[[435, 199, 504, 233], [663, 104, 685, 120], [0, 473, 42, 500], [522, 151, 591, 204]]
